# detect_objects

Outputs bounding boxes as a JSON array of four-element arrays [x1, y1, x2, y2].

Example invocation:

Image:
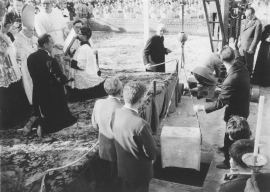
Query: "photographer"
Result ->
[[67, 0, 75, 20]]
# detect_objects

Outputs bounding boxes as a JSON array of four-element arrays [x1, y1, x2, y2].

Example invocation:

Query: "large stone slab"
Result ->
[[161, 126, 201, 171]]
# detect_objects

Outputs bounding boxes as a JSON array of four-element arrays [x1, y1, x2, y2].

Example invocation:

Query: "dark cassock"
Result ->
[[252, 24, 270, 87], [143, 35, 169, 72], [27, 49, 77, 133]]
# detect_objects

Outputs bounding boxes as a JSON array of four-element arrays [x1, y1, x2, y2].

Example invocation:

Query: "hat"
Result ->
[[21, 4, 35, 28], [104, 76, 122, 96]]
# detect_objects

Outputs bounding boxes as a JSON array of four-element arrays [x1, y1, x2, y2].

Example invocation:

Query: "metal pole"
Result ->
[[181, 3, 184, 31], [143, 0, 150, 45], [202, 0, 214, 52], [153, 81, 156, 97]]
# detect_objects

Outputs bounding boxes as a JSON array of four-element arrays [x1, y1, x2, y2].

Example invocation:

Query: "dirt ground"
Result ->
[[93, 32, 270, 191], [93, 31, 270, 144]]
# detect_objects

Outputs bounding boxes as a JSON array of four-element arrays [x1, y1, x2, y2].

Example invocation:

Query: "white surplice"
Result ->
[[72, 44, 103, 89], [0, 32, 21, 88], [14, 31, 38, 104], [35, 8, 68, 55]]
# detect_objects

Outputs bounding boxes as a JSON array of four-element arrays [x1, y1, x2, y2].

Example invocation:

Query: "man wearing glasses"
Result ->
[[35, 0, 70, 56], [69, 19, 96, 58]]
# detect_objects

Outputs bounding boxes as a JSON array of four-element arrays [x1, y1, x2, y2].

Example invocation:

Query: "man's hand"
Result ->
[[245, 178, 260, 192], [145, 64, 152, 70], [166, 48, 172, 54], [63, 28, 70, 37], [237, 41, 241, 49], [93, 50, 98, 55], [247, 49, 255, 54], [229, 39, 239, 50], [63, 55, 71, 61], [55, 44, 64, 50], [193, 105, 205, 113]]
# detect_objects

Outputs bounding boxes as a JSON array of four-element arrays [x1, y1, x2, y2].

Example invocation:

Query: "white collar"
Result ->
[[108, 95, 120, 101], [45, 50, 51, 56], [124, 105, 138, 114]]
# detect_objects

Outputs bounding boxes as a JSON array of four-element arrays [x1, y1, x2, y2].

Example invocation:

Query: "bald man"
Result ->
[[143, 24, 172, 72]]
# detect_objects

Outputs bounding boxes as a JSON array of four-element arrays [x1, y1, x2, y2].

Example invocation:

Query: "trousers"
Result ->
[[242, 50, 255, 77], [120, 179, 150, 192], [223, 132, 235, 166], [193, 73, 216, 99], [95, 158, 120, 192]]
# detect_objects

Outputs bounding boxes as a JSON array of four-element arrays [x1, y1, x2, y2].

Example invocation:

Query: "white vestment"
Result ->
[[0, 32, 21, 88], [70, 38, 94, 53], [35, 8, 68, 55], [14, 31, 38, 104], [72, 44, 103, 89]]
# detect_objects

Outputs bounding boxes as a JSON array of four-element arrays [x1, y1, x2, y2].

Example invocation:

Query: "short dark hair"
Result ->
[[73, 19, 83, 26], [229, 139, 254, 169], [226, 116, 251, 141], [246, 7, 255, 15], [38, 33, 51, 47], [219, 46, 235, 62], [80, 26, 92, 40], [123, 82, 146, 105]]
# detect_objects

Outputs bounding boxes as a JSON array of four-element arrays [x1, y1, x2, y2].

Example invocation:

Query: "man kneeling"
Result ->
[[68, 27, 106, 100]]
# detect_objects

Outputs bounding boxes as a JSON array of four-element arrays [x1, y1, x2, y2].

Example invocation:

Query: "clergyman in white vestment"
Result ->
[[35, 0, 70, 56]]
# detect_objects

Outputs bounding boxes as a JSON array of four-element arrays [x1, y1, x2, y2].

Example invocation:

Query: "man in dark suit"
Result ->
[[111, 82, 158, 192], [238, 7, 262, 77], [143, 24, 172, 72], [67, 0, 75, 20], [27, 33, 77, 136], [219, 139, 270, 192], [194, 40, 250, 169], [91, 76, 123, 192]]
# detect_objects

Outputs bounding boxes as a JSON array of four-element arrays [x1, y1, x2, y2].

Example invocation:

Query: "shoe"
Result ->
[[216, 162, 230, 169], [197, 95, 203, 100], [206, 98, 215, 102], [37, 125, 42, 138], [23, 116, 37, 136]]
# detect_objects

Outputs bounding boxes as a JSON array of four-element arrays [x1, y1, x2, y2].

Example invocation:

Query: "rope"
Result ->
[[147, 59, 178, 68], [45, 141, 99, 173], [144, 60, 178, 99], [25, 138, 99, 187], [31, 59, 179, 191], [180, 42, 203, 145]]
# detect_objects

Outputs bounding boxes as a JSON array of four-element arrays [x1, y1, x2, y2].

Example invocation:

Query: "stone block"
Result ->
[[161, 126, 201, 171]]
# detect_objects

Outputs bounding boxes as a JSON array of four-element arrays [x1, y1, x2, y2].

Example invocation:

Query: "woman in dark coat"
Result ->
[[252, 25, 270, 87]]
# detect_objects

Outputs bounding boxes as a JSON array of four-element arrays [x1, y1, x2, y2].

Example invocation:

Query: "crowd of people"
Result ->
[[1, 0, 270, 190], [3, 0, 270, 22], [0, 0, 105, 133]]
